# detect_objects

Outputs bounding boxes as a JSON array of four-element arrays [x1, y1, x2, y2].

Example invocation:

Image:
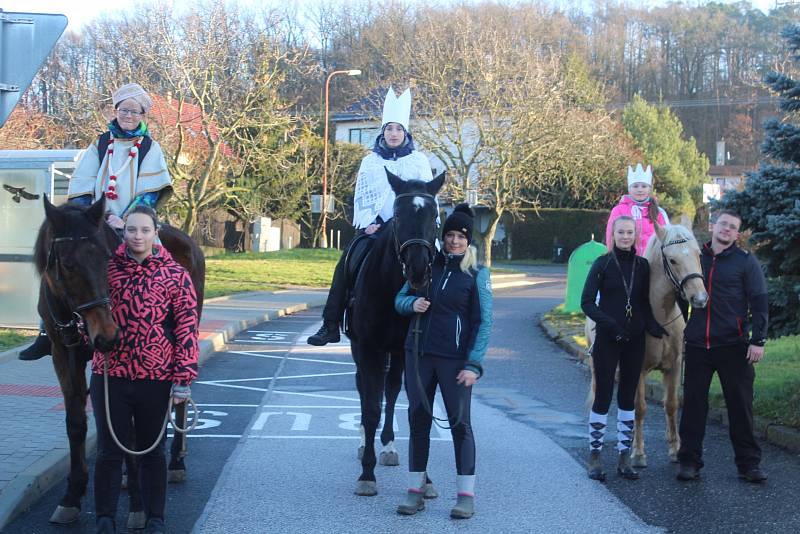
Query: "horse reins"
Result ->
[[393, 193, 437, 281]]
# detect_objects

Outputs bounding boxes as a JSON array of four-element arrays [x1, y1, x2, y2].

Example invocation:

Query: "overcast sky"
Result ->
[[1, 0, 782, 33]]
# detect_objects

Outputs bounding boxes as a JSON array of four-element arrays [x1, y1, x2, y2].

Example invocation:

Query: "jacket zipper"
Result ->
[[455, 315, 461, 349], [706, 256, 716, 349]]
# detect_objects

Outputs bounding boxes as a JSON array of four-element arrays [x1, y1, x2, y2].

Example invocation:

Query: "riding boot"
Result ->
[[616, 410, 639, 480], [588, 411, 607, 481], [397, 471, 426, 515], [307, 321, 340, 346], [95, 516, 116, 533], [18, 330, 52, 360], [450, 475, 475, 519]]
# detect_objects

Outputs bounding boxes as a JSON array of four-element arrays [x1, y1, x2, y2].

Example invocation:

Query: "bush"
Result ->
[[502, 208, 608, 259], [767, 277, 800, 338]]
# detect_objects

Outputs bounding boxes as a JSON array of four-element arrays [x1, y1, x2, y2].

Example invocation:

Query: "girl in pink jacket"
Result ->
[[605, 164, 670, 255]]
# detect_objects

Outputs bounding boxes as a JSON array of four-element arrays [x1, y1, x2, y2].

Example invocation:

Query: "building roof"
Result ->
[[708, 165, 756, 177], [331, 87, 385, 123], [149, 94, 234, 157]]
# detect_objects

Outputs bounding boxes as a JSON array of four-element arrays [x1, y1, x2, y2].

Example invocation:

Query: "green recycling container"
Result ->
[[563, 238, 608, 313]]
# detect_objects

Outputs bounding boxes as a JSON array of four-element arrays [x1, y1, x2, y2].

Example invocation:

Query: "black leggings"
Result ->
[[591, 333, 645, 414], [404, 352, 475, 475], [90, 374, 172, 522]]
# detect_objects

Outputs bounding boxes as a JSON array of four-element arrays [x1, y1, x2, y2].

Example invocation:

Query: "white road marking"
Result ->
[[232, 339, 293, 344], [199, 371, 355, 385], [228, 350, 355, 366]]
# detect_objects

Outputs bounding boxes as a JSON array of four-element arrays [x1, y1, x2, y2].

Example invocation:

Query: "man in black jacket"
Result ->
[[677, 209, 769, 483]]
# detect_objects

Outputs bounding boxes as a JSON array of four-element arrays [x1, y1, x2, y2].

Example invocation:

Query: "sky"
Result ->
[[0, 0, 782, 33]]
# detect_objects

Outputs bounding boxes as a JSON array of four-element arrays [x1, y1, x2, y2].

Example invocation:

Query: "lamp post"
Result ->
[[321, 68, 361, 248]]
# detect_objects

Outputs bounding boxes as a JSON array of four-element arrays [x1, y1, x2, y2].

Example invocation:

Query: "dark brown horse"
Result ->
[[36, 196, 205, 525]]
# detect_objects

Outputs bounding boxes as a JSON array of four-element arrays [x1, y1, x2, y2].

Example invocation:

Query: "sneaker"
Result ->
[[145, 517, 166, 534], [307, 322, 340, 346], [738, 467, 767, 483], [676, 464, 700, 481], [397, 489, 425, 515], [450, 494, 475, 519], [18, 332, 52, 361]]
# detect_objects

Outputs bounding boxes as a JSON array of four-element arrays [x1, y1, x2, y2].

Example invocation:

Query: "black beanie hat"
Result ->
[[443, 203, 475, 244]]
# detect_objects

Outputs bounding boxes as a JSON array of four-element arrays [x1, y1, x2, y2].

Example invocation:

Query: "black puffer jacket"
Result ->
[[581, 247, 661, 340]]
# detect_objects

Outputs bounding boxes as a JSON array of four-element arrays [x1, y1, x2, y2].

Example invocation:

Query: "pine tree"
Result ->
[[718, 25, 800, 337]]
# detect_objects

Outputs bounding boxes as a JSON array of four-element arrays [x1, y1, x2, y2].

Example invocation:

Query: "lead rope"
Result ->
[[103, 353, 199, 456]]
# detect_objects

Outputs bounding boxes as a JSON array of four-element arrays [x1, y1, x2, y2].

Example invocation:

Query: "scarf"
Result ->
[[372, 130, 415, 160], [108, 118, 150, 139]]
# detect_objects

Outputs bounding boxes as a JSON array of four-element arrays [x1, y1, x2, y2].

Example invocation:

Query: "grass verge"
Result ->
[[205, 248, 340, 299], [0, 328, 37, 352]]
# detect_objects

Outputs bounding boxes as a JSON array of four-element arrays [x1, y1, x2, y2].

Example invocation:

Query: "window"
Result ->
[[348, 127, 379, 147]]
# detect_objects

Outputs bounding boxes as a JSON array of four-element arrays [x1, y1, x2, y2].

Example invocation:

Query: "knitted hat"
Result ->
[[112, 83, 153, 113], [443, 203, 475, 244]]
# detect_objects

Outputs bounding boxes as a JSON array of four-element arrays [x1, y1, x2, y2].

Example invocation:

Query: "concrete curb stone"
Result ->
[[538, 315, 800, 456]]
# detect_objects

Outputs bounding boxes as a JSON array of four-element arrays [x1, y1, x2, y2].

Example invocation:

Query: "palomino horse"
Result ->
[[36, 196, 205, 525], [587, 223, 707, 468], [346, 169, 445, 496]]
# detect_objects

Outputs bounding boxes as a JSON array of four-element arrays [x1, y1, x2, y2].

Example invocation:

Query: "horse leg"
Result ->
[[168, 403, 188, 482], [49, 351, 89, 524], [353, 366, 365, 461], [379, 351, 402, 467], [354, 345, 382, 496], [663, 361, 682, 463], [631, 371, 648, 468]]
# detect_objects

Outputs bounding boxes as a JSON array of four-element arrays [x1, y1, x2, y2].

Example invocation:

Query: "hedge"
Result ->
[[501, 208, 609, 259]]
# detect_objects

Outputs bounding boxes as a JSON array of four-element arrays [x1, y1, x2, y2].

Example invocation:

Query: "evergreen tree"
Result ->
[[718, 25, 800, 337], [622, 95, 710, 221]]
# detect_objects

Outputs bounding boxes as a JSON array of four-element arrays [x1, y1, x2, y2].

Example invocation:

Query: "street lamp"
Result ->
[[321, 68, 361, 248]]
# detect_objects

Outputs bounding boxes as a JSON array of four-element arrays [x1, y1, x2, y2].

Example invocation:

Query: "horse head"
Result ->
[[387, 168, 445, 290], [652, 223, 708, 309], [35, 196, 119, 351]]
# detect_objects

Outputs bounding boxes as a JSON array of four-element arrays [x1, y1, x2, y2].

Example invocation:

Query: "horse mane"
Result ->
[[643, 224, 697, 263]]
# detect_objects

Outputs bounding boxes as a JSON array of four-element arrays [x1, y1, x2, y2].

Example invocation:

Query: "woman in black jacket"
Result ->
[[581, 216, 665, 481]]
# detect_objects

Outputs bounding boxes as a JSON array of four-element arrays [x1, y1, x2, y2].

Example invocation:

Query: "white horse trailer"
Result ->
[[0, 149, 82, 327]]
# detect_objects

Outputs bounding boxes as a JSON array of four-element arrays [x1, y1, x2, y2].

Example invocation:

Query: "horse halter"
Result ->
[[660, 237, 704, 301], [45, 235, 112, 340], [392, 192, 437, 283]]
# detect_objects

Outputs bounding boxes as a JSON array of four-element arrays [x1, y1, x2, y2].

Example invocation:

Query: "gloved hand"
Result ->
[[613, 327, 630, 344], [171, 384, 191, 405], [647, 324, 670, 339]]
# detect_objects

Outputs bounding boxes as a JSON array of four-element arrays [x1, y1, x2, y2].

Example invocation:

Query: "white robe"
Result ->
[[68, 136, 172, 216], [352, 150, 435, 229]]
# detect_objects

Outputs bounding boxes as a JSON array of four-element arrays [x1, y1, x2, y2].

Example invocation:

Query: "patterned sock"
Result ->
[[616, 409, 635, 452], [456, 474, 476, 497], [407, 471, 426, 492], [589, 411, 607, 452]]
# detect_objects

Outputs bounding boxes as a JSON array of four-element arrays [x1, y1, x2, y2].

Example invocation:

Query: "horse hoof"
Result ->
[[168, 469, 187, 483], [121, 474, 128, 490], [668, 452, 679, 464], [357, 445, 365, 460], [355, 480, 378, 496], [49, 505, 80, 524], [631, 454, 648, 468], [379, 451, 400, 466], [128, 510, 147, 530], [424, 482, 438, 499]]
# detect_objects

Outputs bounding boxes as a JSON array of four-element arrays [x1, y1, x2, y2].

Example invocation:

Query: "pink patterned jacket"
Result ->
[[92, 243, 199, 386], [605, 195, 670, 256]]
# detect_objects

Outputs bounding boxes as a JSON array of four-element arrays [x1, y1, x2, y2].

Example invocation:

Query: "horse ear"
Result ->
[[426, 171, 446, 196], [385, 167, 406, 195], [86, 195, 107, 227], [42, 195, 64, 227], [655, 222, 667, 243]]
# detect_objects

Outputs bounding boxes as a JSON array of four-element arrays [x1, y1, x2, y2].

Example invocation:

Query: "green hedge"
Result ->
[[502, 208, 608, 259]]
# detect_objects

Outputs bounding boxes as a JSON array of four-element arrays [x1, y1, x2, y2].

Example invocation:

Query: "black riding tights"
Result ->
[[592, 333, 645, 414], [404, 352, 475, 475], [90, 374, 172, 523]]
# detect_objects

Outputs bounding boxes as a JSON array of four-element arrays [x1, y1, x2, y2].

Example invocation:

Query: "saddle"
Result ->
[[343, 233, 375, 338]]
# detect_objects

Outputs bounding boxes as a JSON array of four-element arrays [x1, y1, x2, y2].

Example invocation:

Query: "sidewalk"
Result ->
[[0, 289, 327, 530]]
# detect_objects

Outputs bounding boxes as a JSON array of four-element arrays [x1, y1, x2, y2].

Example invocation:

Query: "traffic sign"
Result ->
[[0, 10, 67, 128]]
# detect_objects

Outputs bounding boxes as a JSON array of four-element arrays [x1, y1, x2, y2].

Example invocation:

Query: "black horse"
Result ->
[[347, 168, 445, 496], [36, 196, 205, 526]]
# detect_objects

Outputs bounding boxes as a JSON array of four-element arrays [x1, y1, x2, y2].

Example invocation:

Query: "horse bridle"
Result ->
[[44, 235, 111, 343], [392, 192, 437, 283], [661, 236, 704, 301]]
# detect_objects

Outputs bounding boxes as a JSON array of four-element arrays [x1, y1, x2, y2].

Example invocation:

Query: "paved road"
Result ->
[[7, 270, 800, 532]]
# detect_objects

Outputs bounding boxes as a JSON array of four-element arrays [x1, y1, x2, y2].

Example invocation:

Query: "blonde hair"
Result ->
[[608, 215, 639, 251], [460, 245, 478, 273]]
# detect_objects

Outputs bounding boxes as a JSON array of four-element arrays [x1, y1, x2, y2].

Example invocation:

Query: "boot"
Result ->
[[95, 516, 116, 533], [617, 450, 639, 480], [677, 464, 700, 481], [450, 494, 475, 519], [587, 450, 606, 481], [145, 517, 166, 534], [396, 489, 425, 515], [18, 331, 52, 360], [307, 321, 340, 346]]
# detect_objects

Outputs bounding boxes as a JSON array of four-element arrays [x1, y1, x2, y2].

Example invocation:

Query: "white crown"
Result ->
[[627, 163, 653, 187], [381, 87, 411, 130]]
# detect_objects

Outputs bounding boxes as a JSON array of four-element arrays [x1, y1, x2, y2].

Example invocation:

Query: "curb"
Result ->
[[0, 298, 322, 531], [538, 315, 800, 456]]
